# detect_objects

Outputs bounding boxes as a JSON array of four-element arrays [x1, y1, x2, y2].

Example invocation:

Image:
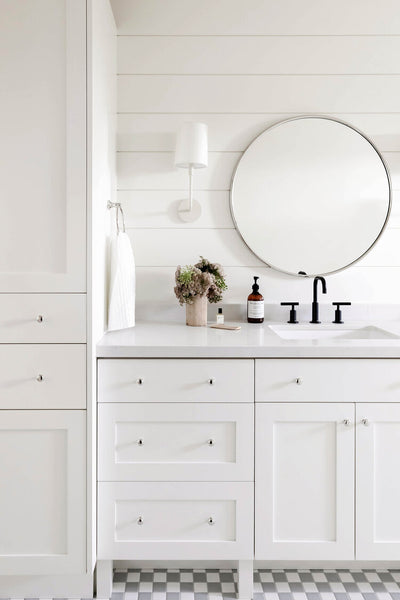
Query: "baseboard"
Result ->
[[113, 560, 400, 570], [0, 572, 93, 597]]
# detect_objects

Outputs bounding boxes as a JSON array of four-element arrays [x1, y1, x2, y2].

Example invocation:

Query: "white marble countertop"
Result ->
[[97, 320, 400, 358]]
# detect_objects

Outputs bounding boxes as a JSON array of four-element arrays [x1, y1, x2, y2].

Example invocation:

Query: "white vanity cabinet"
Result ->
[[96, 343, 400, 599], [97, 358, 254, 598], [255, 359, 400, 562]]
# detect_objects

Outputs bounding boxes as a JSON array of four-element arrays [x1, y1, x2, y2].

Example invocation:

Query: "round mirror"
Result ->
[[230, 116, 391, 276]]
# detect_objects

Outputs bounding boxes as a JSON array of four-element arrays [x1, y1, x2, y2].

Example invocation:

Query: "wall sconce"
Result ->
[[175, 122, 208, 222]]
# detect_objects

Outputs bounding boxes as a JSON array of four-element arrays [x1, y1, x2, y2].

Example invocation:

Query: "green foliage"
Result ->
[[178, 265, 196, 285]]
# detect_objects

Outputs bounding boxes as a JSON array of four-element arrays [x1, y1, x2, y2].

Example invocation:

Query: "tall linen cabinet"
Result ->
[[0, 1, 116, 596]]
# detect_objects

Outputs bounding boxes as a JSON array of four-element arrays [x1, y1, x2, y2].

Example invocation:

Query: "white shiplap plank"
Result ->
[[118, 36, 400, 75], [128, 228, 263, 267], [118, 75, 400, 114], [117, 151, 239, 190], [117, 150, 400, 191], [389, 190, 400, 227], [129, 226, 400, 269], [134, 265, 400, 306], [222, 265, 400, 305], [384, 152, 400, 189], [117, 113, 400, 152], [357, 228, 400, 267], [117, 190, 233, 228], [111, 0, 400, 35], [119, 187, 400, 231]]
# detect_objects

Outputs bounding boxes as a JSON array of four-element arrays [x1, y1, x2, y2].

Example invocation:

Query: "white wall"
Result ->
[[111, 0, 400, 312]]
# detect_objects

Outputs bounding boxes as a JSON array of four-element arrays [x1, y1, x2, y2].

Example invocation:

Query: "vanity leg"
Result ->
[[96, 559, 113, 600], [237, 560, 253, 600]]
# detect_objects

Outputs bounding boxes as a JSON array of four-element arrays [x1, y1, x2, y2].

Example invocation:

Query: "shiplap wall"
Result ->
[[111, 0, 400, 309]]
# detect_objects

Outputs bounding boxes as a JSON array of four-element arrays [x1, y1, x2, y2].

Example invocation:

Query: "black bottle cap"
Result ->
[[218, 307, 223, 314], [252, 276, 260, 293]]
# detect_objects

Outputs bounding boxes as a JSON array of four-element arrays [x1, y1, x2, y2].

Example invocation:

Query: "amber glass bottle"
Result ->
[[247, 276, 264, 323]]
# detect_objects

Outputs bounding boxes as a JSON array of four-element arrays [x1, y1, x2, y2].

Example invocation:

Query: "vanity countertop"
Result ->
[[97, 320, 400, 358]]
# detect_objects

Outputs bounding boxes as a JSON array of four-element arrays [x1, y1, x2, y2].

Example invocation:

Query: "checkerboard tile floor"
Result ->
[[110, 568, 400, 600]]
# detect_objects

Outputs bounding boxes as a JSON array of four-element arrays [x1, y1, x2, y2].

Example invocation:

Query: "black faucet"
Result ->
[[310, 276, 327, 324]]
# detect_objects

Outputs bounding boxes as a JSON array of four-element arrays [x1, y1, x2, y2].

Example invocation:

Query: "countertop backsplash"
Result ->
[[135, 302, 400, 324]]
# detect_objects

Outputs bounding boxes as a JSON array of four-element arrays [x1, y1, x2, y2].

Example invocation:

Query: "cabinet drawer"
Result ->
[[98, 481, 253, 560], [256, 358, 400, 403], [0, 294, 86, 343], [98, 359, 253, 403], [0, 345, 86, 409], [98, 403, 253, 481]]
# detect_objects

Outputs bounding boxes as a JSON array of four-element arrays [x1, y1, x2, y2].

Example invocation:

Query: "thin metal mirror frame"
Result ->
[[230, 115, 392, 277]]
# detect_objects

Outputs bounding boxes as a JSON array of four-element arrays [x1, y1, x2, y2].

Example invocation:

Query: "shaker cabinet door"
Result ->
[[0, 0, 86, 292], [0, 411, 86, 575], [356, 403, 400, 560], [255, 403, 354, 560]]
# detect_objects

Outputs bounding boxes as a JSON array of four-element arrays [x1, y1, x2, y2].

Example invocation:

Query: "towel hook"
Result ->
[[107, 201, 126, 234]]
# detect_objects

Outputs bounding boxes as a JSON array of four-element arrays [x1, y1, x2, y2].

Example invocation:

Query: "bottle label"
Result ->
[[248, 300, 264, 319]]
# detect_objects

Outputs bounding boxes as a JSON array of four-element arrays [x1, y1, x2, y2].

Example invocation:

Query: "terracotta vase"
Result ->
[[186, 295, 207, 327]]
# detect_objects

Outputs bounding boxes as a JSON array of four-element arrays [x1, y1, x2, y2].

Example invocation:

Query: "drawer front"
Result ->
[[0, 345, 86, 409], [98, 403, 253, 481], [98, 359, 254, 403], [256, 358, 400, 403], [98, 481, 253, 560], [0, 294, 86, 343]]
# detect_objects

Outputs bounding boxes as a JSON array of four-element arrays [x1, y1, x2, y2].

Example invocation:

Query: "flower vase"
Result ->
[[186, 295, 207, 327]]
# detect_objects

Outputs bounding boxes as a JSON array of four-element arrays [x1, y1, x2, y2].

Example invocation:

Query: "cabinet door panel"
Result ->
[[255, 403, 354, 560], [356, 403, 400, 560], [0, 411, 86, 575], [0, 0, 86, 292]]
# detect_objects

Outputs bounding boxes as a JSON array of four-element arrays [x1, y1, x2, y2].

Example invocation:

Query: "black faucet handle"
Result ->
[[281, 302, 299, 324], [332, 302, 352, 324]]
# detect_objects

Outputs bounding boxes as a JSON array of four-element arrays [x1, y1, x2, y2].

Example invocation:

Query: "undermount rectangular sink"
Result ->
[[269, 324, 400, 341]]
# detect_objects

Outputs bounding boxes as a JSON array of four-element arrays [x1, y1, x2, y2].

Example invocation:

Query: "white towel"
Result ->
[[108, 232, 135, 331]]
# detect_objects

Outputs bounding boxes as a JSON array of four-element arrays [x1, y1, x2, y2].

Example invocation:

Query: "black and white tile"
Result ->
[[110, 569, 400, 600]]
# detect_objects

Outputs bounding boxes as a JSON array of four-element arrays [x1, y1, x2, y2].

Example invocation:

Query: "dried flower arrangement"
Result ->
[[174, 256, 227, 305]]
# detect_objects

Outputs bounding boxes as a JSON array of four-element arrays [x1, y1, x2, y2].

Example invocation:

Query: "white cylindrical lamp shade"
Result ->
[[175, 122, 208, 168]]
